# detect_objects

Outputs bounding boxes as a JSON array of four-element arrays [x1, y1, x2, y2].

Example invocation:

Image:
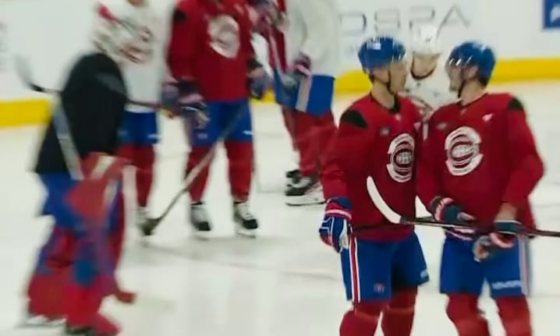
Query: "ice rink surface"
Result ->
[[1, 81, 560, 335]]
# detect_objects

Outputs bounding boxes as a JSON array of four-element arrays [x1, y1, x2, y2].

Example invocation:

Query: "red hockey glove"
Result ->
[[473, 220, 519, 261], [65, 153, 128, 224]]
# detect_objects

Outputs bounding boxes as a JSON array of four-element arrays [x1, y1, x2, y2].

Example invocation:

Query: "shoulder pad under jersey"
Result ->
[[340, 109, 367, 128]]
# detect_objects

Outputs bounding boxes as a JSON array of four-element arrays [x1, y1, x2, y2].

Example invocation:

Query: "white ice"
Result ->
[[1, 81, 560, 336]]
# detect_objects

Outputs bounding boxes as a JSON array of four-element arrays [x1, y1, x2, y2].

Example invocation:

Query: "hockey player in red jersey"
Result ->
[[248, 0, 299, 188], [416, 42, 544, 336], [319, 37, 429, 336], [166, 0, 269, 237]]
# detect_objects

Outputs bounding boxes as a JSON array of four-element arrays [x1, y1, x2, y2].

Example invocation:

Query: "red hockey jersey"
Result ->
[[416, 93, 544, 229], [167, 0, 255, 100], [321, 94, 423, 240]]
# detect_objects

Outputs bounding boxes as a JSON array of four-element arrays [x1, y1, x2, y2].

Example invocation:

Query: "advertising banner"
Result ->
[[543, 0, 560, 29], [338, 0, 476, 68]]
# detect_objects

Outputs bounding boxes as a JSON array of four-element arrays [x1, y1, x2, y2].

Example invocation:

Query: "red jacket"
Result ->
[[167, 0, 255, 101], [416, 93, 544, 229], [321, 94, 422, 240]]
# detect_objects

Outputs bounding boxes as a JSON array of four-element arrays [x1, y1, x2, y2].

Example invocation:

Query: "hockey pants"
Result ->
[[291, 110, 336, 175], [27, 173, 125, 320]]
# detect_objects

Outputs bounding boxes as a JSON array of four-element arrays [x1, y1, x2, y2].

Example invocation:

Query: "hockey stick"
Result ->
[[13, 54, 161, 109], [140, 108, 248, 236], [366, 176, 560, 238], [14, 56, 174, 309]]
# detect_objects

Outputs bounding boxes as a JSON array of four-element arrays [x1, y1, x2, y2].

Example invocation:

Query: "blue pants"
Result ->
[[37, 173, 119, 285], [439, 235, 531, 297], [340, 232, 429, 302], [273, 72, 334, 115], [188, 98, 252, 146], [118, 110, 159, 144]]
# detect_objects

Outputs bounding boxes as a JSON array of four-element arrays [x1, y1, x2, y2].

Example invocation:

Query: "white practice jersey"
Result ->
[[403, 66, 456, 116], [284, 0, 340, 76], [94, 0, 168, 112]]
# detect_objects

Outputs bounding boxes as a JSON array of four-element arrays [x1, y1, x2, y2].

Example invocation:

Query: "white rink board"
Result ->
[[1, 0, 560, 98]]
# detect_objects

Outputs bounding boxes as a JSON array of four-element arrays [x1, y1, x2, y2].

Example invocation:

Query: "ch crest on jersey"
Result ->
[[208, 14, 240, 58], [386, 133, 415, 183], [444, 126, 483, 176]]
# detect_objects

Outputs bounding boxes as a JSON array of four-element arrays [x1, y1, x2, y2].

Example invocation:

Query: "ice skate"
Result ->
[[189, 202, 212, 239], [136, 207, 156, 237], [233, 200, 258, 238], [285, 169, 300, 188], [285, 173, 325, 206], [19, 311, 64, 328], [64, 314, 119, 336]]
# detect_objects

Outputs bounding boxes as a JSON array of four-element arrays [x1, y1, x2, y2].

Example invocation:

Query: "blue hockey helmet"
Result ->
[[358, 36, 406, 72], [447, 41, 496, 84]]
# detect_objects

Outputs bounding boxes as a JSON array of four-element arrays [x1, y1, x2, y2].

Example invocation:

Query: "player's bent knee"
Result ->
[[353, 300, 386, 322], [387, 288, 417, 314], [446, 293, 479, 321]]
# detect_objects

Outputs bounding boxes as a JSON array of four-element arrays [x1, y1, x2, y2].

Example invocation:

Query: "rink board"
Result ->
[[1, 57, 560, 127]]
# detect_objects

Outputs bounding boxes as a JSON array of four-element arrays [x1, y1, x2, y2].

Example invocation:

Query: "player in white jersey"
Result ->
[[93, 0, 167, 231], [403, 25, 455, 117], [253, 0, 341, 205]]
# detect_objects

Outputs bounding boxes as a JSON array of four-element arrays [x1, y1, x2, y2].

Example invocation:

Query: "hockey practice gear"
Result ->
[[247, 58, 270, 100], [410, 25, 442, 55], [358, 36, 406, 72], [233, 201, 259, 237], [473, 220, 518, 261], [447, 42, 496, 86], [189, 201, 212, 238], [285, 173, 325, 206], [319, 197, 351, 252], [430, 196, 474, 223], [283, 53, 311, 90]]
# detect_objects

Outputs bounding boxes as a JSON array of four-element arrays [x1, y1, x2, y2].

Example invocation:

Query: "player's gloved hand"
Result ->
[[282, 53, 311, 91], [172, 80, 208, 127], [473, 220, 520, 261], [247, 58, 271, 100], [319, 197, 351, 253], [430, 196, 475, 237], [160, 82, 179, 118]]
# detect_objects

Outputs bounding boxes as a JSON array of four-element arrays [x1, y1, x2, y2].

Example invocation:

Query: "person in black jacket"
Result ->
[[25, 50, 131, 336]]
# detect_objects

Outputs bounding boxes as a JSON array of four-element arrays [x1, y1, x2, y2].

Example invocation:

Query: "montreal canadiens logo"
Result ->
[[444, 126, 483, 176], [208, 15, 240, 58], [387, 133, 415, 183]]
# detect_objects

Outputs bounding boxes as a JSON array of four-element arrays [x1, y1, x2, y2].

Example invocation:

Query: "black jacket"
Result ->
[[34, 52, 127, 174]]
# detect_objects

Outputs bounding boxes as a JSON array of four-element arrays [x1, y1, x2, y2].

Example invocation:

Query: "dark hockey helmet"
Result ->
[[358, 36, 406, 72], [447, 41, 496, 85]]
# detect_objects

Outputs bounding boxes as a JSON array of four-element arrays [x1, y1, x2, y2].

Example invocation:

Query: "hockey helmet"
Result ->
[[410, 24, 441, 55], [358, 36, 406, 72], [447, 41, 496, 83]]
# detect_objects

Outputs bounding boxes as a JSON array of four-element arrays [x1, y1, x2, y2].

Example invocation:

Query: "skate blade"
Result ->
[[192, 230, 212, 240], [16, 318, 64, 329], [235, 227, 257, 238]]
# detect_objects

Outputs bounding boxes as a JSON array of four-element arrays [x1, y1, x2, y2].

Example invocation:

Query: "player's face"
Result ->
[[446, 64, 463, 91], [411, 52, 439, 77], [388, 59, 408, 92]]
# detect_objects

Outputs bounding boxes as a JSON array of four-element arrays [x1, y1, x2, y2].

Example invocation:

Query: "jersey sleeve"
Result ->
[[415, 111, 442, 210], [166, 2, 197, 81], [502, 97, 545, 207], [320, 108, 373, 200], [296, 0, 335, 62]]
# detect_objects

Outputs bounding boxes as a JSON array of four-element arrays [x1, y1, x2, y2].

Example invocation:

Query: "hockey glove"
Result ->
[[65, 153, 129, 224], [282, 53, 311, 91], [430, 196, 475, 238], [473, 220, 519, 261], [319, 197, 351, 253], [247, 58, 271, 100], [162, 80, 208, 126]]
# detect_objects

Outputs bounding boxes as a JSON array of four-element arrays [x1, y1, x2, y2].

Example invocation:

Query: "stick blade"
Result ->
[[365, 176, 402, 224]]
